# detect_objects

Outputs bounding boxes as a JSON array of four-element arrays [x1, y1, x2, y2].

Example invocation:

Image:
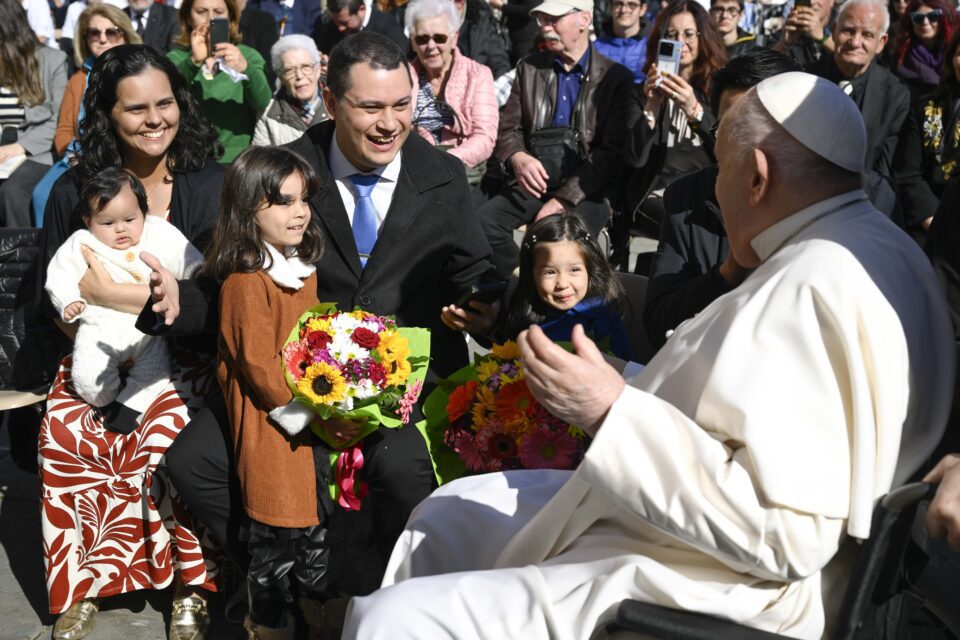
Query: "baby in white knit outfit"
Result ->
[[45, 168, 203, 431]]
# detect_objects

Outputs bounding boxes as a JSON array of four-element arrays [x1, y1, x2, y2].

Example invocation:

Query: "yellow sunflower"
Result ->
[[297, 362, 347, 404], [476, 359, 500, 383], [385, 357, 412, 386], [471, 384, 496, 424], [504, 415, 533, 438], [377, 331, 410, 363], [491, 341, 521, 360]]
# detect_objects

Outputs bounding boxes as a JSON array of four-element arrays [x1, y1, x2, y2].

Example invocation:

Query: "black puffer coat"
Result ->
[[0, 228, 68, 391]]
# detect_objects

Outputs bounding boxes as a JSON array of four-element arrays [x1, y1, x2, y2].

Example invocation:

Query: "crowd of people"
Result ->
[[2, 0, 960, 638]]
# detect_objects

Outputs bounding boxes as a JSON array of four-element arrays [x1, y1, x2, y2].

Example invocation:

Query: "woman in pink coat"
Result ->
[[406, 0, 499, 174]]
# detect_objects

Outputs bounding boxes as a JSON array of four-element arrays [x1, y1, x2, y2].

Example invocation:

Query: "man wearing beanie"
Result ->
[[477, 0, 635, 279], [342, 72, 955, 639]]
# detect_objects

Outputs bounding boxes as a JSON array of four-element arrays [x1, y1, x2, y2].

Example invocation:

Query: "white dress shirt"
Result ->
[[328, 133, 402, 232]]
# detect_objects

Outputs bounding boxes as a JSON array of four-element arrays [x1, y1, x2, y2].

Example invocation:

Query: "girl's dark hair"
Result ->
[[0, 0, 43, 106], [896, 0, 958, 65], [935, 27, 960, 97], [204, 146, 324, 281], [505, 212, 624, 335], [76, 45, 223, 186], [80, 166, 149, 218], [644, 1, 727, 100]]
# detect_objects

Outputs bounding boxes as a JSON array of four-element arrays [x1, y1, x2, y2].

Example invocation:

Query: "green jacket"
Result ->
[[168, 44, 272, 163]]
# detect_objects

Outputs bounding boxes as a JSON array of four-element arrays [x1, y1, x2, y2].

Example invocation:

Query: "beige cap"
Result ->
[[755, 72, 866, 173], [530, 0, 594, 17]]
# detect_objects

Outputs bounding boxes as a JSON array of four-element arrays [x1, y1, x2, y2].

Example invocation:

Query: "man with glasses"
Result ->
[[807, 0, 909, 181], [710, 0, 757, 56], [314, 0, 409, 55], [478, 0, 635, 279], [595, 0, 650, 84]]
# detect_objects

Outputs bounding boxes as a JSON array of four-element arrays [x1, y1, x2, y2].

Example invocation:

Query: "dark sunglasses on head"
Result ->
[[414, 33, 449, 45], [910, 10, 942, 24], [86, 27, 124, 42]]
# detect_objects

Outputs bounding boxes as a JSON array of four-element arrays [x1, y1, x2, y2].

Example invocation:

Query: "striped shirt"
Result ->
[[0, 86, 25, 143]]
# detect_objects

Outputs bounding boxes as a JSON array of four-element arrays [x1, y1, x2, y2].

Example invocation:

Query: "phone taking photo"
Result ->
[[455, 282, 509, 310], [656, 38, 683, 78], [209, 17, 229, 49]]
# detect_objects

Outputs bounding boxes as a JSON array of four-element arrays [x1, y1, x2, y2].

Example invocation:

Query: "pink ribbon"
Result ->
[[335, 443, 369, 511]]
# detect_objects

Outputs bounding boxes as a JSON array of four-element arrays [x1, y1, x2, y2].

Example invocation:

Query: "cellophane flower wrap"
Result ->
[[281, 303, 430, 509], [419, 341, 588, 484]]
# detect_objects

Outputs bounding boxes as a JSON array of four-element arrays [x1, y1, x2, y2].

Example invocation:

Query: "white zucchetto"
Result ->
[[756, 72, 867, 174]]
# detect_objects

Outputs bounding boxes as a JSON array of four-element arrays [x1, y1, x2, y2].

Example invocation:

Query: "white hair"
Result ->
[[270, 34, 321, 76], [404, 0, 462, 35], [722, 88, 861, 187], [836, 0, 890, 35]]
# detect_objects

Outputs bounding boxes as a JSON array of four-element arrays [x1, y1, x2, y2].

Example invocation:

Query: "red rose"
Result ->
[[352, 327, 380, 349], [367, 361, 387, 386], [306, 331, 332, 350]]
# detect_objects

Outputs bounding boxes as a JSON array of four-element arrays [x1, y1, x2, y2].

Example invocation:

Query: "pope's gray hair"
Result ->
[[405, 0, 462, 35], [836, 0, 890, 35], [721, 88, 861, 187], [270, 34, 322, 76]]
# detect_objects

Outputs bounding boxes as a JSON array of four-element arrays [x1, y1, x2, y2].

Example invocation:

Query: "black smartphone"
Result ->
[[795, 0, 812, 8], [209, 18, 229, 48], [455, 282, 509, 309]]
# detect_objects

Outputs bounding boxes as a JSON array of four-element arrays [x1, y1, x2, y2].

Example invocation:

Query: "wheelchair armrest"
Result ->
[[609, 600, 793, 640]]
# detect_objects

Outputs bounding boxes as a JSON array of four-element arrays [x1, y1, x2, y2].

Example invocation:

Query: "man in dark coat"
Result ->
[[806, 0, 909, 179], [142, 33, 500, 583], [314, 0, 410, 55], [479, 0, 635, 279], [128, 0, 179, 53], [455, 0, 511, 77], [772, 0, 836, 66], [248, 0, 321, 35]]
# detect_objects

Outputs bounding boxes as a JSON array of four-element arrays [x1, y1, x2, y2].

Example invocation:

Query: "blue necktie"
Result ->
[[349, 173, 380, 268]]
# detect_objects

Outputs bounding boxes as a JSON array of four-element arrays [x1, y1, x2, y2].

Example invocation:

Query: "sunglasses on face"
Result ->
[[414, 33, 450, 45], [86, 27, 124, 42], [910, 10, 942, 24]]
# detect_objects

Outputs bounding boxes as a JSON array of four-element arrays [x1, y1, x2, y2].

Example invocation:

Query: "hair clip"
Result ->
[[522, 233, 539, 250]]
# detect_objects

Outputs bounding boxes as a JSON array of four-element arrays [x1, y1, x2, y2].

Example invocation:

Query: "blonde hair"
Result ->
[[74, 4, 142, 68]]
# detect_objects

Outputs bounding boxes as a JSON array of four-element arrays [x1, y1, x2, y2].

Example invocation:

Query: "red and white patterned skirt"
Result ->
[[39, 353, 220, 614]]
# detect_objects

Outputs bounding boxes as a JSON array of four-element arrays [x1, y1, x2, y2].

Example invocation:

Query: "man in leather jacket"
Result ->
[[477, 0, 635, 279]]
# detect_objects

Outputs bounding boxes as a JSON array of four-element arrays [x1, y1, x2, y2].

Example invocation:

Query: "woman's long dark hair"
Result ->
[[896, 0, 958, 65], [0, 0, 43, 106], [204, 146, 324, 281], [934, 24, 960, 98], [504, 212, 624, 337], [76, 45, 222, 185], [644, 1, 727, 100]]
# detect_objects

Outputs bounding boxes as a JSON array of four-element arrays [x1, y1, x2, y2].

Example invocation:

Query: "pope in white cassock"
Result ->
[[343, 73, 956, 639]]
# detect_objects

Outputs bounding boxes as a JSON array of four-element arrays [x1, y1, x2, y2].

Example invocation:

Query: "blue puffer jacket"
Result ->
[[595, 35, 648, 85]]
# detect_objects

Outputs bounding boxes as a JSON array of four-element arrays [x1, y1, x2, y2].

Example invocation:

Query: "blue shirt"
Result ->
[[551, 48, 590, 128], [595, 35, 648, 84], [538, 297, 632, 360]]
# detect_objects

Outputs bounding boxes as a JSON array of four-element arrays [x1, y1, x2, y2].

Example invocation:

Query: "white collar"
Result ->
[[263, 243, 316, 290], [329, 128, 402, 183], [750, 190, 869, 263]]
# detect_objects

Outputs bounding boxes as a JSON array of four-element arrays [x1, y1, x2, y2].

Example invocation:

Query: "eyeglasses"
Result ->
[[280, 63, 319, 79], [86, 27, 124, 42], [534, 10, 579, 26], [413, 33, 450, 45], [910, 9, 942, 24], [663, 29, 699, 42], [709, 6, 741, 17], [612, 1, 642, 11]]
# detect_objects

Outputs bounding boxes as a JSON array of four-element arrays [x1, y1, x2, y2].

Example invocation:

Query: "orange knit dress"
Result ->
[[218, 269, 321, 528]]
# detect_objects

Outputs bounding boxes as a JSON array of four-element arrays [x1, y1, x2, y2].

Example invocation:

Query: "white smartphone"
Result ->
[[656, 38, 683, 79]]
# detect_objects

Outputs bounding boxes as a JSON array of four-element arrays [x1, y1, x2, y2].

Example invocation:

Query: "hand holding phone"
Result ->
[[209, 17, 229, 48], [455, 282, 509, 310], [656, 38, 683, 78]]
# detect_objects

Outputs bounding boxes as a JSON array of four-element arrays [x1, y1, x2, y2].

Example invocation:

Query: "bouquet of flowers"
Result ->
[[420, 342, 588, 484], [282, 303, 430, 508]]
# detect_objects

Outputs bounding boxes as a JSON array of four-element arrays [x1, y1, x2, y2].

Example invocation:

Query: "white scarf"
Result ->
[[262, 243, 315, 290]]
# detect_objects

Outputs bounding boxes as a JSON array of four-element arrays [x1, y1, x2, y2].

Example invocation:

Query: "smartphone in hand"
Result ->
[[656, 38, 683, 78], [209, 17, 229, 49], [455, 282, 509, 311]]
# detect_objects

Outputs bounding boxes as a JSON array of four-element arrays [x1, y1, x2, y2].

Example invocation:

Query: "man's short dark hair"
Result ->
[[326, 31, 412, 100], [710, 0, 745, 9], [328, 0, 364, 15], [710, 49, 802, 111], [80, 167, 149, 219]]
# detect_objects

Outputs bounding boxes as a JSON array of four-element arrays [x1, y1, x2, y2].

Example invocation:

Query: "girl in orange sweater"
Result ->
[[205, 146, 329, 639]]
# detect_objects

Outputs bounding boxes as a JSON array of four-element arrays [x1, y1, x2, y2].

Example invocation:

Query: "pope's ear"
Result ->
[[322, 87, 337, 120], [749, 148, 770, 206]]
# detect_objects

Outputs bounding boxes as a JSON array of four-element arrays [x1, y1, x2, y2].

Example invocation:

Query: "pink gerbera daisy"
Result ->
[[282, 342, 312, 381], [448, 429, 487, 471], [519, 427, 580, 470]]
